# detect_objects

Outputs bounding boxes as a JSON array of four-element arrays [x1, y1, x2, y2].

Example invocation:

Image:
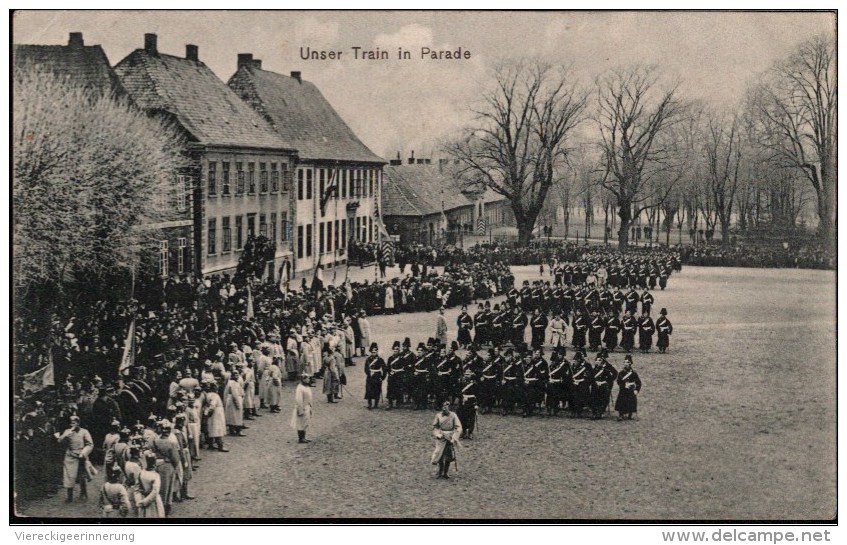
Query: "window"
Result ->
[[332, 220, 339, 252], [368, 217, 374, 242], [355, 170, 363, 198], [350, 170, 356, 198], [281, 212, 290, 242], [236, 216, 244, 250], [341, 219, 347, 249], [260, 163, 269, 193], [175, 175, 188, 212], [236, 163, 245, 194], [355, 217, 361, 242], [319, 169, 326, 205], [207, 219, 216, 255], [270, 212, 277, 242], [222, 216, 231, 253], [248, 163, 256, 194], [159, 240, 169, 277], [207, 162, 217, 196], [319, 222, 325, 254], [271, 164, 280, 192], [297, 169, 304, 200], [259, 214, 267, 238], [297, 225, 304, 258], [368, 170, 374, 197], [306, 169, 313, 200], [282, 167, 291, 193], [341, 169, 347, 199], [247, 213, 256, 238], [177, 238, 187, 274], [222, 162, 231, 195], [306, 224, 313, 257]]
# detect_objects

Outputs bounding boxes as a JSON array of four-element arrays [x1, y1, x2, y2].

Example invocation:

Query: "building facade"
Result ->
[[115, 35, 298, 279], [228, 58, 385, 277]]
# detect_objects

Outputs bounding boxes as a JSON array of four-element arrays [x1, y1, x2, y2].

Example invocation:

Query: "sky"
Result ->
[[12, 10, 835, 161]]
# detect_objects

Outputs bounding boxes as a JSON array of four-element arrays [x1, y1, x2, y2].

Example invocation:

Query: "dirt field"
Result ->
[[15, 265, 836, 520]]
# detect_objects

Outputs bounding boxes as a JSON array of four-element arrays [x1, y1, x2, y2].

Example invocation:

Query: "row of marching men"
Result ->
[[360, 339, 642, 438], [507, 280, 665, 317], [456, 301, 674, 356]]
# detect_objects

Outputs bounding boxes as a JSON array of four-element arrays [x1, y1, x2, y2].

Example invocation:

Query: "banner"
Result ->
[[477, 216, 486, 236], [21, 357, 55, 394], [118, 318, 136, 375]]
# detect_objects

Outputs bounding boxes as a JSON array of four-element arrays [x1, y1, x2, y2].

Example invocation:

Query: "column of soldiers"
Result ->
[[365, 254, 675, 437]]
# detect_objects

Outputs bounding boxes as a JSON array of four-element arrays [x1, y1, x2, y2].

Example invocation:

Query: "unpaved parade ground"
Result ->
[[16, 265, 836, 520]]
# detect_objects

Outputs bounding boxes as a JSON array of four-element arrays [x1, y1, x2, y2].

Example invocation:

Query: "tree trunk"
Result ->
[[816, 185, 834, 247], [517, 222, 534, 246], [617, 201, 632, 250], [720, 218, 731, 246]]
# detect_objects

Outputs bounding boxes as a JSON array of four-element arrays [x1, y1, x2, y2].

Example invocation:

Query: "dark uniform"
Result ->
[[458, 375, 478, 439], [386, 346, 406, 407], [604, 314, 621, 351], [530, 311, 549, 349], [641, 290, 654, 316], [590, 359, 618, 419], [621, 313, 637, 353], [571, 312, 588, 350], [478, 353, 501, 413], [568, 356, 591, 418], [615, 362, 642, 419], [456, 311, 473, 348], [638, 315, 656, 353], [522, 356, 546, 417], [656, 312, 673, 353], [473, 309, 490, 346], [588, 314, 605, 351], [500, 357, 523, 416], [545, 355, 570, 415], [411, 347, 432, 410], [364, 350, 387, 408], [511, 310, 528, 349]]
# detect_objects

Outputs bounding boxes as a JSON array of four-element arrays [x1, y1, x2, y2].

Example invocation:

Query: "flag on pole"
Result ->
[[21, 356, 55, 394], [119, 318, 136, 375], [477, 216, 486, 236], [246, 284, 255, 320]]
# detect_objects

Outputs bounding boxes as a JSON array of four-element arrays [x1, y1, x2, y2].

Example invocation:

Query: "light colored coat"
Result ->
[[290, 383, 313, 431], [58, 427, 93, 488], [242, 367, 256, 409], [358, 317, 372, 352], [224, 379, 244, 426], [204, 392, 226, 438]]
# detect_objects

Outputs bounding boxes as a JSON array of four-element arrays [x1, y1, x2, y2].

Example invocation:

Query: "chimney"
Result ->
[[144, 33, 158, 55], [251, 59, 262, 69], [408, 150, 415, 165], [389, 151, 402, 166], [290, 71, 301, 83], [186, 44, 199, 61], [237, 53, 253, 69], [68, 32, 84, 47]]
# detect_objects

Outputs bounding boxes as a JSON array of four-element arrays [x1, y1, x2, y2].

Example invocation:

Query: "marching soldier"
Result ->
[[638, 311, 656, 353], [473, 304, 490, 346], [478, 348, 502, 414], [656, 308, 673, 353], [625, 286, 640, 315], [571, 309, 588, 350], [457, 370, 478, 439], [490, 304, 505, 342], [511, 307, 528, 350], [568, 352, 591, 418], [546, 348, 570, 416], [386, 341, 406, 410], [641, 288, 654, 316], [621, 310, 637, 353], [400, 337, 415, 404], [615, 354, 642, 420], [456, 305, 473, 349], [412, 343, 432, 410], [364, 343, 387, 409], [522, 349, 547, 417], [604, 312, 621, 352], [499, 348, 523, 416], [433, 345, 454, 407], [530, 308, 548, 349], [588, 310, 605, 351], [590, 352, 618, 419]]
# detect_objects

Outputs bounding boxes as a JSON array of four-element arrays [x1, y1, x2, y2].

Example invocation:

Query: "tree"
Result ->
[[703, 111, 743, 245], [595, 65, 686, 249], [448, 61, 588, 245], [13, 68, 185, 314], [751, 34, 836, 244]]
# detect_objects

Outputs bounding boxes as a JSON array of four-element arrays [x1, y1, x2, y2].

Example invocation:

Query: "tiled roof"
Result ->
[[228, 66, 384, 163], [114, 49, 294, 150], [383, 164, 473, 217], [13, 43, 128, 99]]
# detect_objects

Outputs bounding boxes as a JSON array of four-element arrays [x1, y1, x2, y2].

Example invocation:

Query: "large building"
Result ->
[[382, 154, 515, 246], [13, 32, 196, 279], [114, 35, 299, 279], [228, 56, 385, 276]]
